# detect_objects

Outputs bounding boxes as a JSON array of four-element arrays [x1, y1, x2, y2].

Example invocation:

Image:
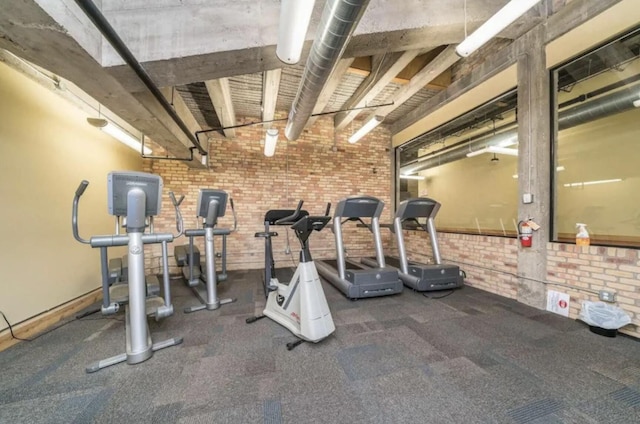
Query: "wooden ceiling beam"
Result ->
[[205, 78, 236, 138], [335, 49, 421, 131], [347, 47, 452, 90], [261, 68, 281, 127]]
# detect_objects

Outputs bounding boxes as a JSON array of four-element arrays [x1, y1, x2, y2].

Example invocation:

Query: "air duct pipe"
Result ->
[[284, 0, 371, 141], [400, 86, 640, 175]]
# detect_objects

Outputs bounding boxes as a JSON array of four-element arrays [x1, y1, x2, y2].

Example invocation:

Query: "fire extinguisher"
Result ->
[[518, 220, 532, 247]]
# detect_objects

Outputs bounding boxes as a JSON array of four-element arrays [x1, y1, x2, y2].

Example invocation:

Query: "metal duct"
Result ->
[[284, 0, 370, 141], [401, 86, 640, 175]]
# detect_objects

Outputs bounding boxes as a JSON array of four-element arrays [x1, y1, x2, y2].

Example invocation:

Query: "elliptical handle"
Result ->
[[170, 191, 185, 207], [169, 191, 185, 237], [229, 198, 238, 232], [76, 180, 89, 197], [72, 180, 90, 244], [275, 200, 304, 225], [324, 202, 332, 216]]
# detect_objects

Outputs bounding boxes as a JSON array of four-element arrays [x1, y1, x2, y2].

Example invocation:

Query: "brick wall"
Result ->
[[403, 231, 640, 338], [144, 115, 394, 275], [547, 244, 640, 338], [404, 231, 518, 298]]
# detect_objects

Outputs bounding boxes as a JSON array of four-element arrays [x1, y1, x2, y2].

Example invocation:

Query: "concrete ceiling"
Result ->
[[0, 0, 556, 167]]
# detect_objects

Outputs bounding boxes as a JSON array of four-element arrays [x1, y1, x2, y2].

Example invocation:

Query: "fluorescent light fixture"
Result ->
[[264, 128, 279, 157], [276, 0, 316, 64], [87, 118, 151, 155], [497, 135, 518, 147], [348, 116, 383, 144], [466, 145, 518, 157], [564, 178, 622, 188], [400, 175, 426, 180], [456, 0, 542, 57]]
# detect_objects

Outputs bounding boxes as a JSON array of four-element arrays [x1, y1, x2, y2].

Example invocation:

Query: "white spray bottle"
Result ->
[[576, 223, 590, 246]]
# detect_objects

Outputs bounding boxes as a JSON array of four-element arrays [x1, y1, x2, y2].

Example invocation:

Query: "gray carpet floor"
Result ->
[[1, 269, 640, 424]]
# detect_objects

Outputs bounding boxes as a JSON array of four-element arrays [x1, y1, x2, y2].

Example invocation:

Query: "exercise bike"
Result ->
[[246, 201, 335, 350]]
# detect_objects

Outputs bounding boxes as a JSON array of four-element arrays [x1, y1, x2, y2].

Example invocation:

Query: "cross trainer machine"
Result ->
[[73, 171, 184, 373], [174, 194, 236, 289], [246, 201, 335, 350], [75, 197, 182, 319], [361, 197, 464, 291], [180, 189, 237, 313], [315, 196, 402, 300]]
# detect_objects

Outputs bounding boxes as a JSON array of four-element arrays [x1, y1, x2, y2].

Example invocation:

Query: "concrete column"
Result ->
[[516, 25, 550, 309]]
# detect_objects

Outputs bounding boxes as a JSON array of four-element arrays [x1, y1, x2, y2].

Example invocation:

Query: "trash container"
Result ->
[[579, 301, 632, 337]]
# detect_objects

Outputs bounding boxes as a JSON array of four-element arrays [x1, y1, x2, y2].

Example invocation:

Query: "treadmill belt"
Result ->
[[322, 259, 364, 271], [384, 256, 401, 269]]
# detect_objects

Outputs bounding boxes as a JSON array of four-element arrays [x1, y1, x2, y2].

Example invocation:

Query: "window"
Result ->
[[397, 90, 519, 236], [552, 27, 640, 247]]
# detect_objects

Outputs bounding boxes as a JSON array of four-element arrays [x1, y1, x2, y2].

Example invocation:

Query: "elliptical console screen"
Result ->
[[197, 189, 228, 219], [108, 171, 163, 217]]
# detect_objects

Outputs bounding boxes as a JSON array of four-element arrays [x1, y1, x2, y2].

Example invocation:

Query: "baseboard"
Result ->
[[0, 289, 102, 353]]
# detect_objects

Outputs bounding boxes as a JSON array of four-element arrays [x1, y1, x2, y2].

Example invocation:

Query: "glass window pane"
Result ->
[[553, 27, 640, 247], [397, 90, 518, 236]]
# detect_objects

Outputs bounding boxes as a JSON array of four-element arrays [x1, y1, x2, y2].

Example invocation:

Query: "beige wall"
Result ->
[[0, 61, 143, 331], [556, 108, 640, 240]]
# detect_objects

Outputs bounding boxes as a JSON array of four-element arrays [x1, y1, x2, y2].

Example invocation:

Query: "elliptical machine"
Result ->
[[179, 189, 237, 313], [246, 201, 335, 350], [73, 171, 184, 373]]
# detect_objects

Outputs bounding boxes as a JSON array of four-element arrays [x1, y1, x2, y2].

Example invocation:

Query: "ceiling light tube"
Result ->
[[264, 128, 279, 157], [400, 175, 426, 180], [348, 116, 383, 144], [487, 146, 518, 156], [276, 0, 316, 65], [466, 147, 489, 157], [87, 118, 152, 155], [466, 146, 518, 157], [563, 178, 622, 188], [456, 0, 542, 57]]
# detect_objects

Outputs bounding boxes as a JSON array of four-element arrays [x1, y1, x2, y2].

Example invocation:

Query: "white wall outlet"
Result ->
[[523, 193, 533, 204], [598, 290, 616, 302]]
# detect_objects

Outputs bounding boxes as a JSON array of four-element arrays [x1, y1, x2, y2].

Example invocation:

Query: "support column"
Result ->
[[516, 25, 550, 309]]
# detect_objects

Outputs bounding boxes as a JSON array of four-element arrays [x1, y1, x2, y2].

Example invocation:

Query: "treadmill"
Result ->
[[361, 197, 464, 291], [315, 196, 402, 299]]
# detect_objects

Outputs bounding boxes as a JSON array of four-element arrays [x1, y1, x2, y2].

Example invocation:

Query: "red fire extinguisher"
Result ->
[[518, 220, 532, 247]]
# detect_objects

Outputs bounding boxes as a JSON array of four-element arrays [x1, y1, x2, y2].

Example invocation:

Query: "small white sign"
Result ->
[[546, 290, 570, 317]]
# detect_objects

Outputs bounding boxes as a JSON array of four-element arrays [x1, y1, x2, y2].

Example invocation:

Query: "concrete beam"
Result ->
[[97, 0, 509, 66], [100, 1, 526, 89], [0, 0, 205, 168], [305, 58, 355, 129], [160, 87, 207, 164], [391, 0, 622, 136], [204, 78, 236, 138], [261, 69, 281, 128], [335, 49, 421, 131]]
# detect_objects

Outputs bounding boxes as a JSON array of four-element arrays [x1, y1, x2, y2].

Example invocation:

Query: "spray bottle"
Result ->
[[576, 223, 590, 246]]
